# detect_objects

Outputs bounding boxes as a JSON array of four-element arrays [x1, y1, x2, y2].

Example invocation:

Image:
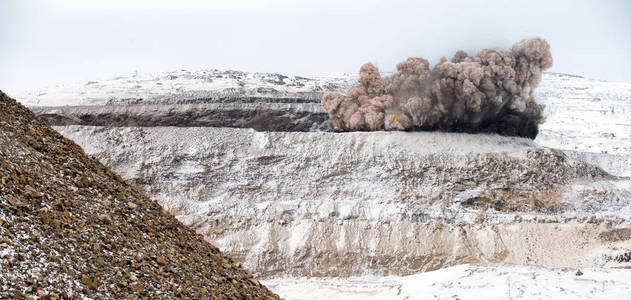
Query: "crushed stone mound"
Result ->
[[0, 90, 279, 299]]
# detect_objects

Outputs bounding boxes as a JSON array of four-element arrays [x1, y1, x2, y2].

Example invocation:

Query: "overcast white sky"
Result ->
[[1, 0, 630, 94]]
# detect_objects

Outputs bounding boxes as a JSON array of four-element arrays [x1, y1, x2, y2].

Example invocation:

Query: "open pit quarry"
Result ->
[[11, 69, 631, 298]]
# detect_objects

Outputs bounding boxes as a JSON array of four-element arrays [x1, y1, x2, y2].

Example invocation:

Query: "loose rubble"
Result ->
[[0, 91, 279, 299]]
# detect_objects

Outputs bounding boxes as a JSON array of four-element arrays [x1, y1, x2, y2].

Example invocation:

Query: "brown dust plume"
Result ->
[[322, 37, 553, 138]]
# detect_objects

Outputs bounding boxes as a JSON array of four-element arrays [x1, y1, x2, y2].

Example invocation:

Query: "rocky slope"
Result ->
[[11, 70, 631, 280], [0, 91, 278, 299]]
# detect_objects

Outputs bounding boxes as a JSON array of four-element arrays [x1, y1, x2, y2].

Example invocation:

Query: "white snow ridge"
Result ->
[[15, 70, 631, 299], [263, 264, 631, 300]]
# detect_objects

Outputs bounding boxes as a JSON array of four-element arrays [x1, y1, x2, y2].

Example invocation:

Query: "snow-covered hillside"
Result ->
[[15, 69, 353, 106], [535, 73, 631, 177]]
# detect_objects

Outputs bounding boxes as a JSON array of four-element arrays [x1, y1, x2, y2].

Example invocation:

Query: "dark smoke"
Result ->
[[322, 38, 552, 138]]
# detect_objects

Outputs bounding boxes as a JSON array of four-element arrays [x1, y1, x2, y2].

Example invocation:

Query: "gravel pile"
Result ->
[[0, 90, 279, 299]]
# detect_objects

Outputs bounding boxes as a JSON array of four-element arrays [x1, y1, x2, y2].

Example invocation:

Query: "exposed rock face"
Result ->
[[55, 126, 631, 277], [0, 91, 279, 299], [33, 102, 329, 131], [12, 70, 631, 279], [24, 69, 352, 132]]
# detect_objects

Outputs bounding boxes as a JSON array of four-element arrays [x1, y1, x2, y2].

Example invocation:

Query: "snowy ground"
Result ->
[[534, 73, 631, 177], [263, 264, 631, 300]]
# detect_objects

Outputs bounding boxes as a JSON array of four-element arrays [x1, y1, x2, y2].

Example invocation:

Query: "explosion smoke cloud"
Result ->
[[322, 38, 552, 138]]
